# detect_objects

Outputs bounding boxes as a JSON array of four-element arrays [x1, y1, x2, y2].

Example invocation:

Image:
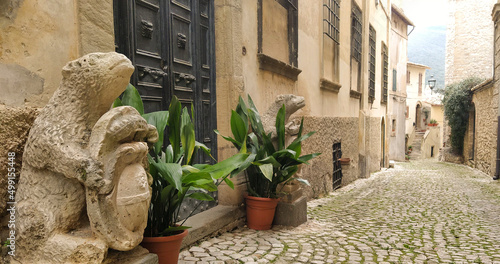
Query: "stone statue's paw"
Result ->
[[146, 124, 159, 144]]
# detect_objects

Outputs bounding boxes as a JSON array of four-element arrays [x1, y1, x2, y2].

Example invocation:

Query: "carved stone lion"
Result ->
[[14, 52, 157, 263], [261, 94, 306, 141]]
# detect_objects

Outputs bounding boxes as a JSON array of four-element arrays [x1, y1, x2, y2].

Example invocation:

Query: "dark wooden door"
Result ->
[[114, 0, 217, 217]]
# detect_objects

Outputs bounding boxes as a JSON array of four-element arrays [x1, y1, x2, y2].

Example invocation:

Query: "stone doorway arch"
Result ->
[[415, 102, 423, 131]]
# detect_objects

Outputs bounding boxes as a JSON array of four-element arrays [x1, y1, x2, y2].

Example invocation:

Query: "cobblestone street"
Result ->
[[179, 160, 500, 264]]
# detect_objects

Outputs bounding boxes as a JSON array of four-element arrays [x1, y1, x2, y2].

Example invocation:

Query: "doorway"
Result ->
[[113, 0, 217, 218], [415, 103, 422, 130], [381, 117, 385, 167]]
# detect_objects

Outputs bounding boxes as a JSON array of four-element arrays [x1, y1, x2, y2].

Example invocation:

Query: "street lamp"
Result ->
[[428, 75, 436, 94]]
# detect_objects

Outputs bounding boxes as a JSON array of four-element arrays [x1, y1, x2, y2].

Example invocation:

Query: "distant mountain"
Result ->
[[407, 25, 446, 90]]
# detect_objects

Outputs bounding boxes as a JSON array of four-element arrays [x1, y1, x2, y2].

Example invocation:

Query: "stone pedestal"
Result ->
[[273, 184, 307, 227], [273, 196, 307, 227]]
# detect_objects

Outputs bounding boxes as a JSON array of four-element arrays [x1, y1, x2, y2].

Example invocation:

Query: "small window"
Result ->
[[418, 73, 423, 96], [351, 2, 362, 63], [257, 0, 300, 80], [368, 25, 376, 102], [392, 119, 396, 132], [323, 0, 340, 44], [392, 69, 397, 91], [381, 42, 388, 103], [407, 71, 410, 84], [321, 0, 341, 89], [350, 1, 362, 94]]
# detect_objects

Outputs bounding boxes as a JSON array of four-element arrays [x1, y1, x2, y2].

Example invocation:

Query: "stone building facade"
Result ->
[[0, 0, 413, 251], [388, 4, 413, 161], [406, 62, 430, 143], [446, 0, 496, 85], [442, 1, 500, 177], [465, 79, 497, 176]]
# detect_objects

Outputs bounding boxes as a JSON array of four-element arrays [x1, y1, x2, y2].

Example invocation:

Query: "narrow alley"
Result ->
[[179, 160, 500, 264]]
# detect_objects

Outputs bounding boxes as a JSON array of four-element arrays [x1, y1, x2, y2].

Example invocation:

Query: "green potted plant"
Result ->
[[114, 85, 252, 264], [429, 119, 438, 126], [217, 95, 320, 230]]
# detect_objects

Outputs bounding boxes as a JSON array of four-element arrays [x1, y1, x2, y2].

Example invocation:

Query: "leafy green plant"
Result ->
[[114, 84, 253, 236], [216, 95, 320, 198], [429, 119, 437, 124], [443, 77, 484, 153]]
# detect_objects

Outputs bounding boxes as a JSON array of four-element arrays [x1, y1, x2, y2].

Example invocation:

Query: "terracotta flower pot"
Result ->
[[339, 158, 350, 165], [246, 196, 279, 230], [141, 229, 188, 264]]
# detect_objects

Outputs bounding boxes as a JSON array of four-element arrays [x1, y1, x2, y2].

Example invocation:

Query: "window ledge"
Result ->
[[257, 53, 302, 81], [350, 90, 362, 99], [320, 78, 341, 93]]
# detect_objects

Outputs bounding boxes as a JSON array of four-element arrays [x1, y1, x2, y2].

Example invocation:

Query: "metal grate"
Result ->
[[369, 25, 376, 101], [351, 1, 362, 62], [393, 69, 397, 91], [332, 141, 343, 190], [382, 42, 388, 102], [323, 0, 340, 44]]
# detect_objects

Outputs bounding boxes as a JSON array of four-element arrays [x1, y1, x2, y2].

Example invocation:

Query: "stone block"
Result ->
[[278, 188, 302, 203], [104, 247, 158, 264], [273, 196, 307, 227], [181, 205, 246, 249]]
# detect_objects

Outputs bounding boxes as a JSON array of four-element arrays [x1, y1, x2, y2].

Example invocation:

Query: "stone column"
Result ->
[[214, 0, 247, 205]]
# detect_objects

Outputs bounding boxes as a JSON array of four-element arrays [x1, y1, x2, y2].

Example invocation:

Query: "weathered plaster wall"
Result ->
[[431, 104, 445, 149], [446, 0, 495, 85], [300, 117, 360, 199], [388, 7, 409, 161], [389, 99, 407, 161], [0, 0, 115, 247], [422, 127, 440, 159]]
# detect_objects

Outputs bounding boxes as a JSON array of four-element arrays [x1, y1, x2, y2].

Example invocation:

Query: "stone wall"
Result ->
[[470, 81, 497, 176], [300, 116, 359, 199], [446, 0, 496, 85]]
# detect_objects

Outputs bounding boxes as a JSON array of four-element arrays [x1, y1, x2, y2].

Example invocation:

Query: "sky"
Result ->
[[401, 0, 448, 28], [401, 0, 448, 90]]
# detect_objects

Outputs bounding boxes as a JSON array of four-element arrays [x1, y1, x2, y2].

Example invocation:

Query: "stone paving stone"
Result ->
[[179, 160, 500, 263]]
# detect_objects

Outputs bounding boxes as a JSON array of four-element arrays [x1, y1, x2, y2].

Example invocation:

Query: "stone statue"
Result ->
[[14, 52, 158, 263], [261, 94, 307, 227], [261, 94, 306, 143]]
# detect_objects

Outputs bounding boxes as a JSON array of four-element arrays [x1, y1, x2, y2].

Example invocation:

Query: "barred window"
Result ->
[[351, 2, 362, 62], [369, 25, 376, 102], [393, 69, 397, 91], [324, 0, 340, 44], [381, 42, 388, 103]]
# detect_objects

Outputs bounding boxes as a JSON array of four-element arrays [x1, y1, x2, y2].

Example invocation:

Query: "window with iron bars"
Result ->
[[351, 2, 362, 62], [381, 42, 388, 103], [393, 69, 397, 91], [323, 0, 340, 44], [369, 25, 376, 102]]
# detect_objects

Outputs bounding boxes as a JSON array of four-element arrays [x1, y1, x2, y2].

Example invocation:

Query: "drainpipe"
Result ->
[[493, 3, 500, 180]]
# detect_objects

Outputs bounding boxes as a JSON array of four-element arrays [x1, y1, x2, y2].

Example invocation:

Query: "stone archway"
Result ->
[[415, 102, 422, 131]]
